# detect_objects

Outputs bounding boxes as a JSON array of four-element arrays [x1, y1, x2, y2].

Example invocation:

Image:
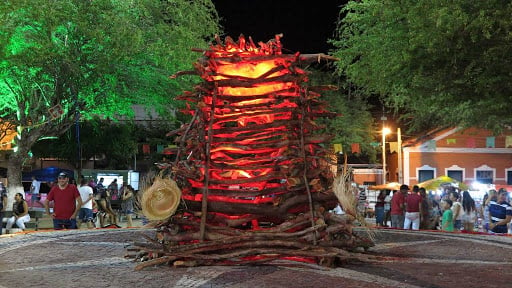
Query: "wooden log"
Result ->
[[183, 191, 338, 221], [134, 256, 173, 271], [194, 53, 338, 65]]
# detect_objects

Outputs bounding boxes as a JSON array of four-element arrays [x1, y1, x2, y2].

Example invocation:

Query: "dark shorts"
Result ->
[[53, 219, 77, 230], [78, 208, 93, 222]]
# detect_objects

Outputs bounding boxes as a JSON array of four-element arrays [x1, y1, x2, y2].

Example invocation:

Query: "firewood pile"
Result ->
[[129, 35, 374, 269]]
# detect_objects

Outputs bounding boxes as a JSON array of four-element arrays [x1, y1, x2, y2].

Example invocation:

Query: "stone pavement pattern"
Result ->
[[1, 228, 512, 288]]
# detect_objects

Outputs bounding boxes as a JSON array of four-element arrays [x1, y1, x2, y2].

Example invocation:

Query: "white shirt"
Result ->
[[78, 185, 94, 209], [334, 204, 345, 215], [31, 179, 41, 194]]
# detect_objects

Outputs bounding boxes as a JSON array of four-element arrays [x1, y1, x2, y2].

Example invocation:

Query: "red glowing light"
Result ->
[[174, 35, 335, 226]]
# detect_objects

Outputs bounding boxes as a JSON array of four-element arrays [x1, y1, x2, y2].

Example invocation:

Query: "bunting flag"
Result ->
[[466, 137, 476, 148], [142, 144, 150, 154], [424, 140, 436, 151], [351, 143, 360, 154], [333, 143, 342, 153], [370, 142, 380, 147], [157, 145, 164, 153], [389, 142, 398, 153], [446, 138, 456, 145], [486, 136, 495, 148], [506, 136, 512, 148], [48, 104, 64, 119]]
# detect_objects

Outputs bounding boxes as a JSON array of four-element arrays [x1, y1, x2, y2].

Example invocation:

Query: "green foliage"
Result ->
[[330, 0, 512, 133], [308, 69, 377, 162], [1, 0, 220, 123], [31, 118, 178, 170], [0, 0, 221, 188]]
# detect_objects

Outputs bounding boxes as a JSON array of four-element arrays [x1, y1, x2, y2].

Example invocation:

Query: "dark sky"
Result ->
[[212, 1, 346, 54]]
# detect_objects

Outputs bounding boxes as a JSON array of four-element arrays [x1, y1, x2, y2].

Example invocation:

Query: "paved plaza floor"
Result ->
[[1, 223, 511, 288]]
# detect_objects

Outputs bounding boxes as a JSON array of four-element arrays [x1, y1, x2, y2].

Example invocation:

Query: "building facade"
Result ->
[[402, 127, 512, 189]]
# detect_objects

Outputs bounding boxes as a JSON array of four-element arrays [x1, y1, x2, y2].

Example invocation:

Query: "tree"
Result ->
[[330, 0, 512, 133], [31, 118, 141, 170], [31, 117, 180, 171], [0, 0, 221, 205], [308, 69, 377, 163]]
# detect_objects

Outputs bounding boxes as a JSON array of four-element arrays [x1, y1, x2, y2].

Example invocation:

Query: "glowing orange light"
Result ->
[[217, 82, 295, 96], [214, 59, 287, 80]]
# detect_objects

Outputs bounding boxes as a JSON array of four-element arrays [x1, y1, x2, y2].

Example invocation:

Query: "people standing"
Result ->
[[383, 190, 392, 227], [108, 179, 119, 200], [78, 178, 95, 229], [0, 185, 6, 235], [461, 191, 477, 232], [45, 172, 82, 230], [430, 195, 442, 230], [95, 177, 105, 200], [449, 191, 462, 231], [96, 177, 118, 227], [488, 189, 512, 234], [357, 188, 367, 217], [375, 190, 386, 226], [419, 188, 433, 229], [404, 185, 423, 230], [390, 184, 408, 228], [30, 176, 42, 208], [481, 190, 496, 232], [6, 193, 30, 233], [441, 199, 454, 232], [121, 185, 135, 227]]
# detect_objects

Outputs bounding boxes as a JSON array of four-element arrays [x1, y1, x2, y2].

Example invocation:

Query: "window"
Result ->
[[507, 170, 512, 185], [447, 170, 463, 182], [418, 170, 434, 183], [476, 170, 493, 184]]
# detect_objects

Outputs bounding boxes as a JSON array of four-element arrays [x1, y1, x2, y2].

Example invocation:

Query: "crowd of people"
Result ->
[[371, 184, 512, 234], [42, 173, 139, 230], [12, 173, 137, 231], [1, 173, 138, 233]]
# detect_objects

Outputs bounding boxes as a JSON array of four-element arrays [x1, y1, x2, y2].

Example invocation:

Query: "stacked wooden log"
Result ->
[[131, 35, 373, 269]]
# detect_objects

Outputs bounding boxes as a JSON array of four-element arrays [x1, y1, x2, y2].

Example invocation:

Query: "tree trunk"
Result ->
[[6, 152, 26, 211]]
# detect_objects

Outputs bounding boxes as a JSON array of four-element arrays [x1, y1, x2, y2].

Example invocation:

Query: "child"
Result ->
[[441, 199, 454, 232]]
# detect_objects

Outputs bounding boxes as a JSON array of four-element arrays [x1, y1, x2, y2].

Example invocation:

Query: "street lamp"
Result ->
[[382, 127, 391, 184]]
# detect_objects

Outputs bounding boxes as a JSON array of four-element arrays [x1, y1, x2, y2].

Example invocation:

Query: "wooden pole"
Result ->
[[200, 90, 217, 241]]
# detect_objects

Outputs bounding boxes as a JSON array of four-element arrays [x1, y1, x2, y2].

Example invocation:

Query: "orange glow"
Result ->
[[231, 98, 274, 106], [214, 59, 288, 80], [0, 121, 16, 150], [217, 82, 295, 96]]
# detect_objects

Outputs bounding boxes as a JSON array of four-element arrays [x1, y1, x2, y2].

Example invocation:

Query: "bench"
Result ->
[[1, 210, 44, 232]]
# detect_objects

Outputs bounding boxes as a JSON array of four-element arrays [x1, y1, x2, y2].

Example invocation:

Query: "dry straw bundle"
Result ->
[[141, 176, 182, 220], [332, 167, 357, 220], [332, 166, 374, 240]]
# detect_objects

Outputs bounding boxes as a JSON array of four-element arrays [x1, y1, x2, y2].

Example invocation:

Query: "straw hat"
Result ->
[[141, 177, 182, 220]]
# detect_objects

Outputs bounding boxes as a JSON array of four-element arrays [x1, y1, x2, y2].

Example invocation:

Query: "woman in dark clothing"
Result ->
[[6, 193, 30, 232], [375, 190, 386, 226]]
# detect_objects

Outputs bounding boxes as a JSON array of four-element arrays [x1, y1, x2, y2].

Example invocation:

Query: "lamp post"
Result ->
[[397, 128, 402, 183], [382, 127, 391, 184]]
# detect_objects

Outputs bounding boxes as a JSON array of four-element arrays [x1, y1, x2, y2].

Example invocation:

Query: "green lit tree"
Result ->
[[330, 0, 512, 133], [0, 0, 220, 203]]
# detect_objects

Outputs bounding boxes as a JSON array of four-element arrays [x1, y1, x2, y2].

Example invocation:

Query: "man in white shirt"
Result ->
[[77, 178, 95, 228], [30, 176, 41, 208]]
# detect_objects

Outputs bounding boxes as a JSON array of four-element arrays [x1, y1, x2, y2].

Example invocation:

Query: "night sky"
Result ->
[[212, 1, 346, 54]]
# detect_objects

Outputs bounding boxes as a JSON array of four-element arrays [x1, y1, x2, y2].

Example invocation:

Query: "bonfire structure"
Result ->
[[132, 35, 373, 269]]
